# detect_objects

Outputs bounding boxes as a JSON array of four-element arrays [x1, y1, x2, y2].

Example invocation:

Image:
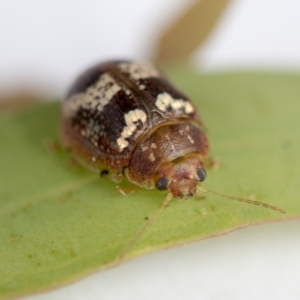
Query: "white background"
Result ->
[[1, 0, 299, 299], [1, 0, 300, 96]]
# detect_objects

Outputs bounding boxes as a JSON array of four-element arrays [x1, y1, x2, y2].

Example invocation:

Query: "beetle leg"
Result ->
[[115, 185, 136, 196]]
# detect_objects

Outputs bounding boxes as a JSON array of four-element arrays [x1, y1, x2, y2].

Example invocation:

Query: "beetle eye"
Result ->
[[156, 176, 169, 191], [197, 168, 206, 182]]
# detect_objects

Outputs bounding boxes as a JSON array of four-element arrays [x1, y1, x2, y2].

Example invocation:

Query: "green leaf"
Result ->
[[1, 71, 299, 298]]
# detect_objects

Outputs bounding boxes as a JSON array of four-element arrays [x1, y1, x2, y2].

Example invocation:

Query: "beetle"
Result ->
[[61, 60, 286, 214], [62, 60, 209, 199]]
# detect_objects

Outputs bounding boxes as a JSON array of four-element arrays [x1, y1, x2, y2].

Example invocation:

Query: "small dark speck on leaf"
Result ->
[[43, 138, 63, 154], [69, 248, 77, 258], [281, 139, 293, 150], [23, 202, 33, 212], [67, 158, 80, 169]]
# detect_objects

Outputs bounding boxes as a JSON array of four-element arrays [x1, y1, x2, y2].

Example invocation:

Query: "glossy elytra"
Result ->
[[61, 60, 286, 214], [62, 60, 209, 199]]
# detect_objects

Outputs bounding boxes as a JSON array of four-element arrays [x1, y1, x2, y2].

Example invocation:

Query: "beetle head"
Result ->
[[154, 153, 206, 199]]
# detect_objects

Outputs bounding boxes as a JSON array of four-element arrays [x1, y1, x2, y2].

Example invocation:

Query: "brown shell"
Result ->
[[61, 60, 209, 192], [127, 121, 208, 189]]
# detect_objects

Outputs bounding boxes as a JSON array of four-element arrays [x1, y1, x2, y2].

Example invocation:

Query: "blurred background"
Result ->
[[1, 0, 299, 299], [1, 0, 300, 98]]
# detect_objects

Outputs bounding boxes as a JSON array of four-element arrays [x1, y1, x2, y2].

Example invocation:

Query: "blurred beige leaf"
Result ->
[[153, 0, 230, 64], [0, 91, 39, 112]]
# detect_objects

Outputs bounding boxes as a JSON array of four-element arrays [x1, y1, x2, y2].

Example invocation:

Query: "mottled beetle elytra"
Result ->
[[61, 60, 286, 215]]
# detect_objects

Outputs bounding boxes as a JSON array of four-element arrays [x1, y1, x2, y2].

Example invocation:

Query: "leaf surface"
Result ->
[[0, 71, 299, 298]]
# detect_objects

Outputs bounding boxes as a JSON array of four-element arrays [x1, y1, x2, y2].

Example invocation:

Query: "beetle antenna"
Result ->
[[120, 192, 173, 259], [198, 186, 286, 214]]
